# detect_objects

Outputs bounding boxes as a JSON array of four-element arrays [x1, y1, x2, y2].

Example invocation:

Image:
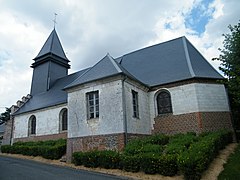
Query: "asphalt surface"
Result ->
[[0, 156, 128, 180]]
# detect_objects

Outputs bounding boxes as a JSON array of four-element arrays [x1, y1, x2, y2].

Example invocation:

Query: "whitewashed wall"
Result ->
[[124, 81, 151, 134], [195, 84, 230, 112], [14, 104, 67, 138], [68, 79, 124, 138], [149, 83, 230, 128]]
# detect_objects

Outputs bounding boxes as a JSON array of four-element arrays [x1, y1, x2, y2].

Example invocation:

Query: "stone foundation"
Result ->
[[153, 111, 233, 135], [66, 133, 148, 162], [13, 132, 67, 143]]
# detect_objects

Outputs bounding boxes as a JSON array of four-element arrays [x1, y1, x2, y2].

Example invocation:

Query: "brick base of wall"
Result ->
[[153, 111, 233, 135], [66, 133, 148, 163], [13, 132, 67, 143]]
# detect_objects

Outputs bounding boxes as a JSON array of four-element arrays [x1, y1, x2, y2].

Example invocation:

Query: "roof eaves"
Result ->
[[64, 72, 124, 91], [13, 100, 67, 116]]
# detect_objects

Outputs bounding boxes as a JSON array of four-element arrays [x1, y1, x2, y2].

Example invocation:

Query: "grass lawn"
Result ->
[[218, 143, 240, 179]]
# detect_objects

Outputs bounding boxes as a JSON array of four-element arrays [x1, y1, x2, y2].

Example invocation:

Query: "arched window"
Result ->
[[156, 90, 172, 115], [28, 115, 36, 136], [60, 108, 68, 131]]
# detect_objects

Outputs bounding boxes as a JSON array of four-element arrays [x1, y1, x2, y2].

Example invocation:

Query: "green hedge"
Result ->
[[72, 130, 232, 178], [141, 153, 177, 176], [165, 132, 197, 155], [123, 134, 168, 155], [98, 150, 122, 169], [177, 130, 233, 180], [121, 155, 141, 172], [73, 150, 121, 169], [1, 139, 66, 160]]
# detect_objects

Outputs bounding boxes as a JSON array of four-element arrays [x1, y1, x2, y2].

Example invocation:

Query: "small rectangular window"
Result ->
[[87, 91, 99, 119], [132, 90, 139, 118]]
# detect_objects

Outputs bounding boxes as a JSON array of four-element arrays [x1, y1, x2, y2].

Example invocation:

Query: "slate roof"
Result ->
[[14, 35, 223, 115], [115, 36, 223, 87], [65, 53, 136, 89], [14, 69, 89, 115], [34, 29, 69, 61]]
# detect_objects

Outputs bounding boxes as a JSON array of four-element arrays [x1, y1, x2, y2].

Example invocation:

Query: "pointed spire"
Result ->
[[34, 29, 68, 61]]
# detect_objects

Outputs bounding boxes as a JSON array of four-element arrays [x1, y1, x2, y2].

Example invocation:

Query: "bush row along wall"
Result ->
[[1, 139, 66, 160], [72, 130, 233, 179]]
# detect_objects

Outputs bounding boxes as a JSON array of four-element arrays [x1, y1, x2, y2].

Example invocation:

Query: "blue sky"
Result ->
[[0, 0, 239, 113], [185, 0, 215, 35]]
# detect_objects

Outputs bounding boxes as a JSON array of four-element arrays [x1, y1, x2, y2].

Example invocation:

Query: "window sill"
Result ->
[[133, 116, 140, 120], [60, 130, 68, 133], [87, 118, 99, 122], [28, 134, 36, 137], [157, 113, 173, 117]]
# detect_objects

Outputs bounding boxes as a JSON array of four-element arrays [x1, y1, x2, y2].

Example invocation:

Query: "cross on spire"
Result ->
[[53, 13, 57, 29]]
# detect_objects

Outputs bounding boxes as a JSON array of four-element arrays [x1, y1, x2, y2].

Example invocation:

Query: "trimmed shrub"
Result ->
[[141, 153, 177, 176], [72, 151, 85, 166], [81, 151, 100, 168], [122, 155, 141, 172], [178, 130, 233, 180], [1, 145, 11, 153], [140, 153, 159, 174], [165, 132, 197, 155], [41, 144, 66, 160], [73, 150, 122, 169], [143, 134, 169, 145], [157, 154, 178, 176], [178, 140, 213, 179], [123, 139, 144, 155], [98, 150, 121, 169], [1, 139, 66, 160], [124, 141, 164, 156]]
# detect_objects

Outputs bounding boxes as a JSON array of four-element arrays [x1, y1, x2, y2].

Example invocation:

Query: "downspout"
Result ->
[[122, 75, 128, 145]]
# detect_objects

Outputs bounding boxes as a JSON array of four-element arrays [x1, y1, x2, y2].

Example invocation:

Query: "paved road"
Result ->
[[0, 156, 128, 180]]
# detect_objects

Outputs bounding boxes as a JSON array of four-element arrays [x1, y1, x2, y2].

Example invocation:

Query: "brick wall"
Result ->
[[66, 133, 149, 162], [201, 112, 233, 131], [13, 132, 67, 143], [152, 111, 233, 135]]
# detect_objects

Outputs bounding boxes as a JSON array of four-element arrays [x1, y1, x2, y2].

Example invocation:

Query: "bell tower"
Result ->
[[30, 29, 70, 95]]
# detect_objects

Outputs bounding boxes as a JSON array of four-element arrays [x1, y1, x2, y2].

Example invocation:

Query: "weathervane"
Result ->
[[53, 13, 57, 29]]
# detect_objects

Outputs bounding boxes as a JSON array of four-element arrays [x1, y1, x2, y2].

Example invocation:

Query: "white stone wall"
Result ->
[[149, 83, 230, 128], [124, 81, 151, 134], [195, 84, 230, 112], [14, 104, 67, 138], [68, 79, 124, 138]]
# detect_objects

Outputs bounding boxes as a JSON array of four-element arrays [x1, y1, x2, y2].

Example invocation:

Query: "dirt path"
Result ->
[[201, 143, 238, 180], [0, 143, 238, 180]]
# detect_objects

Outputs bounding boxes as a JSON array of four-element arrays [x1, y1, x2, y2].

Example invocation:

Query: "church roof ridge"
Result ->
[[65, 53, 126, 89]]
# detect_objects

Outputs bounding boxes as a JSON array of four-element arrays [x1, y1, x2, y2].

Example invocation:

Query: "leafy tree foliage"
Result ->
[[0, 108, 10, 125], [213, 21, 240, 130]]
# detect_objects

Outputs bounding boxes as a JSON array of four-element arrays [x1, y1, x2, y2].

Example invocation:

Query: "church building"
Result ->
[[8, 29, 233, 161]]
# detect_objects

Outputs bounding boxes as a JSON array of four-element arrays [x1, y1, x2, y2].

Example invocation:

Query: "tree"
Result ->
[[0, 108, 10, 125], [213, 21, 240, 130]]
